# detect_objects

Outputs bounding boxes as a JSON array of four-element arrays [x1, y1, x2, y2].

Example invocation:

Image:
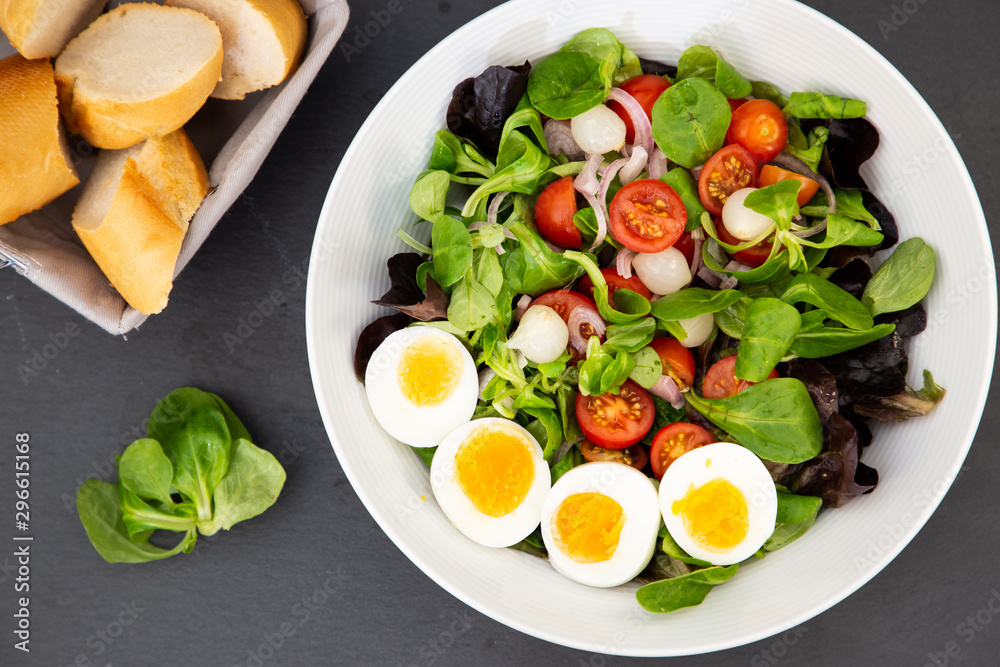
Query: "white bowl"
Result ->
[[306, 0, 996, 655]]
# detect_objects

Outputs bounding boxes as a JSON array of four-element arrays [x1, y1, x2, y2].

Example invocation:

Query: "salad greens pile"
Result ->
[[77, 388, 286, 564], [356, 28, 944, 612]]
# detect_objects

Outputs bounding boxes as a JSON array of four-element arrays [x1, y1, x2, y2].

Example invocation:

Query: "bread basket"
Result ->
[[0, 0, 350, 334]]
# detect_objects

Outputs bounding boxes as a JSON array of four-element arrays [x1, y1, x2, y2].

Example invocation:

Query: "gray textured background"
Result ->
[[2, 0, 999, 665]]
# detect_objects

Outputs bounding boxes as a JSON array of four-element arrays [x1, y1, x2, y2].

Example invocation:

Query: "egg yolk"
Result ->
[[455, 426, 535, 518], [398, 335, 462, 406], [552, 493, 625, 564], [672, 478, 749, 553]]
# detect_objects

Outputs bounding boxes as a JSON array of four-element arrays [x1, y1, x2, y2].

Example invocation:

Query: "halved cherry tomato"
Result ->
[[531, 290, 603, 361], [698, 145, 758, 216], [673, 231, 695, 266], [608, 74, 671, 144], [580, 439, 648, 471], [577, 267, 652, 308], [759, 165, 820, 207], [650, 422, 714, 479], [575, 379, 655, 449], [715, 215, 776, 268], [702, 354, 780, 399], [534, 176, 581, 249], [648, 337, 695, 389], [726, 99, 789, 165], [608, 179, 686, 253]]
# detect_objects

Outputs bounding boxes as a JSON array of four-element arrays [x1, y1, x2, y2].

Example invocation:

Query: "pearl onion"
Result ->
[[676, 313, 715, 348], [506, 305, 569, 364], [570, 104, 626, 155], [632, 247, 691, 295], [722, 188, 776, 241]]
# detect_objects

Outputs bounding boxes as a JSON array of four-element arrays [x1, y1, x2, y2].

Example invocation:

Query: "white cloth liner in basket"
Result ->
[[0, 0, 350, 334]]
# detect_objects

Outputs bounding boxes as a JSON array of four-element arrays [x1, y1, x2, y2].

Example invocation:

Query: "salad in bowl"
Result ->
[[307, 0, 994, 655], [354, 27, 942, 613]]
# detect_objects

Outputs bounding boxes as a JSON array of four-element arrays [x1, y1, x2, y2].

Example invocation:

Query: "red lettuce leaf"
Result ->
[[853, 370, 946, 423], [812, 117, 880, 190], [790, 412, 877, 508], [446, 62, 531, 160], [372, 253, 448, 322], [638, 57, 677, 79], [786, 358, 839, 423], [353, 313, 412, 382], [827, 258, 872, 300], [817, 305, 926, 410]]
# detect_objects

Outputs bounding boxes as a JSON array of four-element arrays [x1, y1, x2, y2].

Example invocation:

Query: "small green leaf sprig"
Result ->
[[77, 388, 286, 564]]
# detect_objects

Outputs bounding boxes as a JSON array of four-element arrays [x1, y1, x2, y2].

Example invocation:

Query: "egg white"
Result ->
[[659, 442, 778, 566], [364, 326, 478, 447], [541, 462, 660, 588], [430, 418, 550, 548]]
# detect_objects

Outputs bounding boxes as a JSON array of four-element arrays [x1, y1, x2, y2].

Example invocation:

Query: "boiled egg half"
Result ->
[[659, 442, 777, 566], [365, 326, 478, 447], [430, 418, 550, 548], [541, 462, 660, 588]]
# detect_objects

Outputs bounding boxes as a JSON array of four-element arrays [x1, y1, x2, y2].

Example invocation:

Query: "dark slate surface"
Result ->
[[2, 1, 998, 665]]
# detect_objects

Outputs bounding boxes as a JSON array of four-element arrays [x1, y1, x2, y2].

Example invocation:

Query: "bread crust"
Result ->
[[165, 0, 307, 100], [76, 160, 186, 314], [0, 0, 107, 60], [54, 3, 224, 149], [0, 1, 34, 51], [0, 54, 80, 225], [255, 0, 307, 84], [73, 129, 209, 314]]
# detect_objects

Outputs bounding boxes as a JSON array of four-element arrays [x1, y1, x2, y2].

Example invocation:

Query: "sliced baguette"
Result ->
[[55, 3, 223, 149], [164, 0, 307, 100], [0, 0, 107, 60], [73, 128, 210, 314], [0, 54, 80, 225]]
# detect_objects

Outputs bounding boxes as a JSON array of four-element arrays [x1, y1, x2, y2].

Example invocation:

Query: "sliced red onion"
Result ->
[[697, 266, 724, 289], [607, 87, 654, 155], [793, 218, 828, 238], [468, 216, 515, 255], [724, 260, 755, 273], [514, 294, 532, 322], [478, 368, 497, 401], [649, 375, 685, 409], [467, 221, 515, 239], [567, 307, 607, 354], [580, 190, 608, 250], [647, 146, 669, 180], [691, 164, 704, 180], [486, 191, 510, 227], [615, 247, 638, 279], [542, 238, 565, 254], [705, 238, 728, 266], [574, 152, 603, 196], [719, 260, 745, 289], [619, 145, 648, 184], [544, 119, 584, 160], [768, 153, 837, 215], [553, 438, 579, 464], [595, 156, 629, 248], [690, 228, 705, 277]]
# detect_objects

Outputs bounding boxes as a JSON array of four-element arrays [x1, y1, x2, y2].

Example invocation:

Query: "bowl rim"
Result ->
[[306, 0, 997, 655]]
